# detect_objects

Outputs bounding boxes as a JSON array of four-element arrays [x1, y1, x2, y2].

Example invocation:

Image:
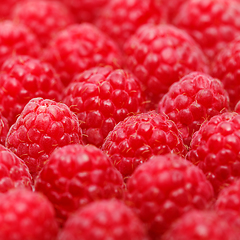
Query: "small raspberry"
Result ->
[[0, 113, 9, 145], [35, 144, 124, 225], [0, 188, 58, 240], [0, 144, 32, 193], [174, 0, 240, 61], [63, 66, 145, 147], [0, 55, 64, 125], [125, 154, 214, 238], [58, 200, 149, 240], [42, 23, 122, 86], [6, 97, 82, 179], [187, 112, 240, 195], [123, 23, 209, 109], [11, 0, 74, 48], [158, 72, 229, 146], [102, 111, 187, 180]]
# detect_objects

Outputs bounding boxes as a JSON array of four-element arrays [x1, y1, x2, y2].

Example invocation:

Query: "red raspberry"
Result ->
[[157, 72, 229, 146], [125, 154, 214, 239], [11, 0, 74, 48], [96, 0, 167, 48], [0, 20, 41, 68], [187, 112, 240, 195], [102, 111, 187, 180], [63, 66, 145, 147], [123, 24, 209, 109], [0, 188, 58, 240], [0, 55, 64, 126], [35, 144, 124, 225], [42, 23, 122, 86], [0, 144, 32, 193], [162, 210, 239, 240], [58, 200, 149, 240], [6, 97, 82, 179], [0, 113, 9, 146], [0, 0, 20, 19], [174, 0, 240, 61]]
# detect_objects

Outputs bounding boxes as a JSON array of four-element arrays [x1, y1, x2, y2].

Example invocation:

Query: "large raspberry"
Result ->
[[63, 66, 145, 147], [125, 154, 214, 239], [174, 0, 240, 61], [158, 72, 229, 146], [123, 23, 209, 109], [0, 113, 9, 146], [11, 0, 74, 48], [102, 111, 187, 180], [58, 200, 149, 240], [42, 23, 122, 86], [6, 98, 82, 179], [0, 55, 64, 125], [35, 144, 124, 225], [0, 188, 58, 240], [187, 112, 240, 195]]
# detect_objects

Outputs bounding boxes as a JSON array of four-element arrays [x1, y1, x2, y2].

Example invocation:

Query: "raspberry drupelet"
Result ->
[[0, 113, 9, 146], [5, 98, 82, 179]]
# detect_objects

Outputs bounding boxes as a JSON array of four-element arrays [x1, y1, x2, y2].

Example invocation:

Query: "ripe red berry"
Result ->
[[0, 0, 20, 19], [125, 154, 214, 238], [0, 188, 58, 240], [35, 144, 124, 225], [158, 72, 229, 146], [0, 113, 9, 146], [102, 111, 187, 180], [5, 97, 82, 179], [58, 200, 149, 240], [63, 66, 145, 147]]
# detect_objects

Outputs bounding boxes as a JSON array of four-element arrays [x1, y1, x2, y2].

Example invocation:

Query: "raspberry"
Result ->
[[96, 0, 167, 48], [102, 111, 187, 180], [187, 112, 240, 195], [0, 113, 9, 146], [0, 0, 20, 19], [35, 144, 124, 225], [63, 66, 145, 147], [157, 72, 229, 146], [42, 23, 122, 86], [5, 97, 82, 179], [0, 144, 32, 193], [174, 0, 240, 61], [58, 200, 149, 240], [0, 188, 58, 240], [123, 23, 209, 109], [0, 55, 64, 126], [11, 0, 74, 48], [125, 154, 214, 238]]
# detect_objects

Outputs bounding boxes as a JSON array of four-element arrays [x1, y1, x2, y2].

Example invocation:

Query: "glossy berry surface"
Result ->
[[42, 23, 122, 86], [126, 154, 214, 239], [102, 111, 187, 180], [187, 112, 240, 195], [58, 200, 149, 240], [0, 188, 58, 240], [63, 66, 145, 147], [6, 98, 82, 179], [158, 72, 229, 146], [124, 23, 209, 109], [0, 55, 64, 125], [35, 144, 124, 225], [0, 113, 9, 146]]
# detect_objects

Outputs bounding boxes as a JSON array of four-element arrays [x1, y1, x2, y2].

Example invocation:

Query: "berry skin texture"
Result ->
[[125, 154, 214, 239], [0, 55, 64, 126], [0, 144, 32, 193], [187, 112, 240, 195], [5, 98, 82, 179], [63, 66, 145, 147], [0, 188, 58, 240], [42, 23, 122, 86], [58, 200, 149, 240], [0, 113, 9, 146], [102, 111, 187, 180], [174, 0, 240, 61], [158, 72, 230, 146], [11, 0, 74, 48], [35, 144, 124, 225], [123, 23, 209, 109]]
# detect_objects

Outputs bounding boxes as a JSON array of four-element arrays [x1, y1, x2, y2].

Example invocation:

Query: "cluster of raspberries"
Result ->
[[1, 0, 240, 239]]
